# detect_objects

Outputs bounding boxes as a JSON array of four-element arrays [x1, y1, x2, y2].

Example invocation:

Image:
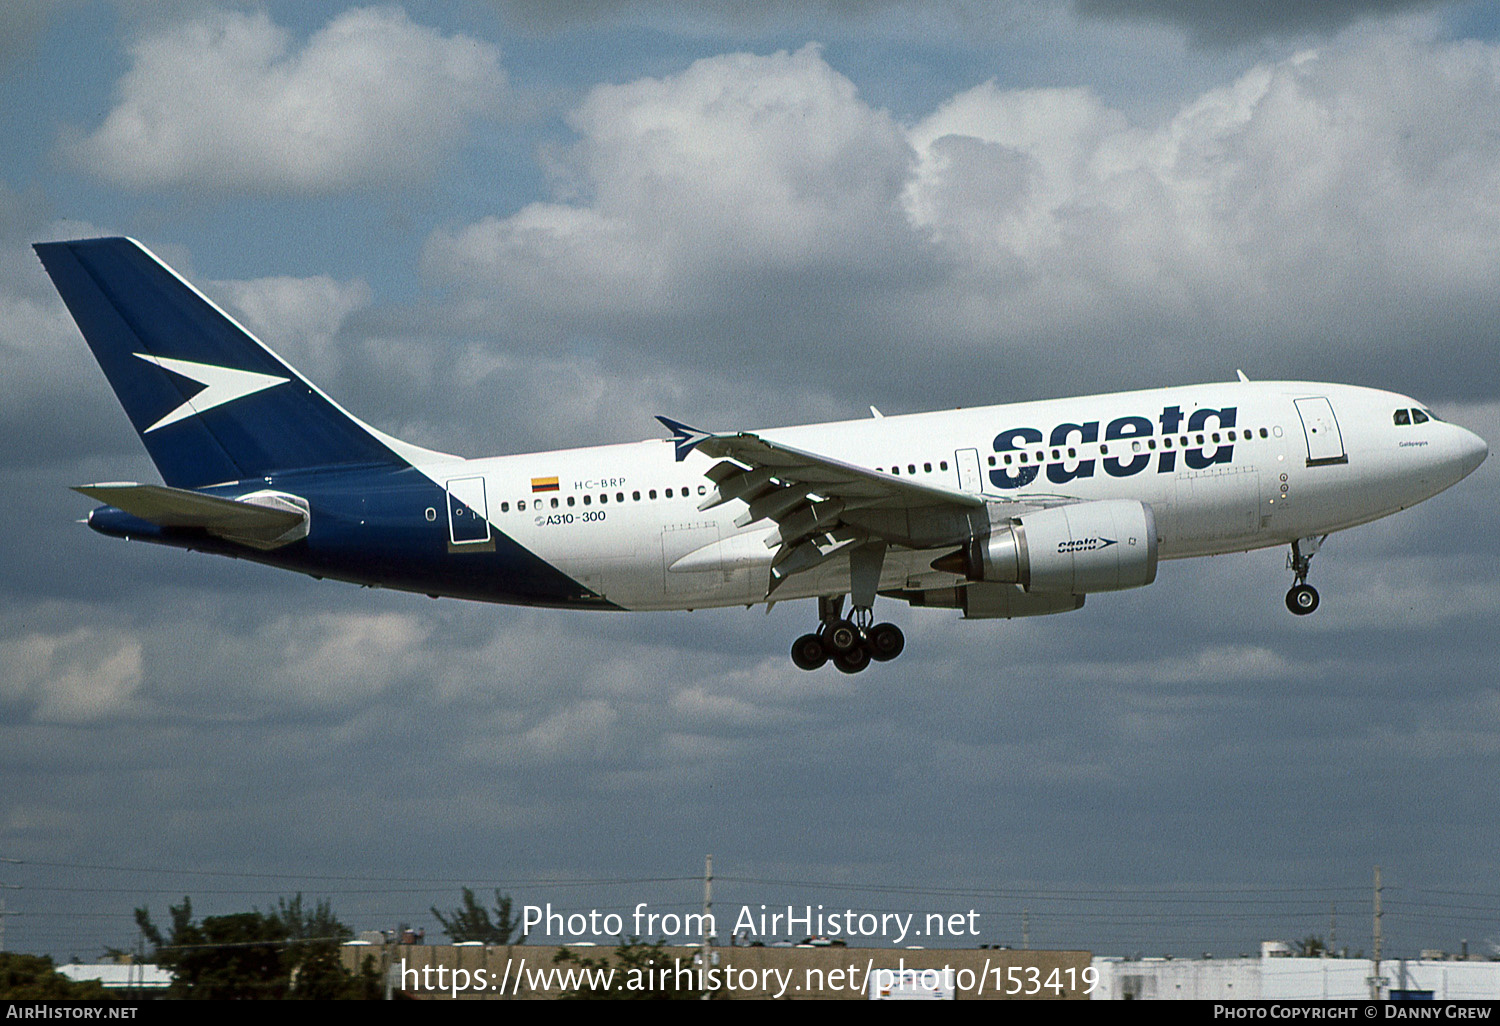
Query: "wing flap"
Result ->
[[661, 418, 993, 595]]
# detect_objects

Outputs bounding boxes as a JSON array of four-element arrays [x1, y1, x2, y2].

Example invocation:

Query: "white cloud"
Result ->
[[262, 611, 432, 707], [209, 274, 372, 379], [64, 6, 507, 193], [0, 627, 144, 723], [424, 44, 915, 326], [422, 30, 1500, 399], [899, 32, 1500, 347], [512, 698, 619, 761]]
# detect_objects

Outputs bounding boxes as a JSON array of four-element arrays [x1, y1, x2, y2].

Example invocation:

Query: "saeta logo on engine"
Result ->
[[1058, 537, 1117, 553]]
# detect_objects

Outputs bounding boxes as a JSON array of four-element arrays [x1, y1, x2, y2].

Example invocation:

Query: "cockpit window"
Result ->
[[1394, 409, 1411, 425], [1411, 409, 1429, 424]]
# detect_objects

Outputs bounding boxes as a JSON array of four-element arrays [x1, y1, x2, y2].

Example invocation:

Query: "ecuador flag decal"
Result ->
[[531, 476, 560, 493]]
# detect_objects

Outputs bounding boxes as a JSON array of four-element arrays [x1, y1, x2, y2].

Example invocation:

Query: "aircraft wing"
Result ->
[[659, 417, 995, 594], [74, 483, 309, 549]]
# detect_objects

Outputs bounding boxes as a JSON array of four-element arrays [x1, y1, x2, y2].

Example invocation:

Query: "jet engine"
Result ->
[[932, 499, 1158, 594]]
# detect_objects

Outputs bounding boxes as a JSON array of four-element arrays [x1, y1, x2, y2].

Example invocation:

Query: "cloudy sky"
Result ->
[[3, 0, 1499, 963]]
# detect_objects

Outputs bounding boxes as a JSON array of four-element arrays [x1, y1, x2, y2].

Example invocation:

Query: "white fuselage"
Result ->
[[406, 381, 1488, 612]]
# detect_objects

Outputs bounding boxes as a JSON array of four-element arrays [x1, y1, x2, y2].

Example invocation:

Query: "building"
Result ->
[[55, 962, 173, 996], [1091, 942, 1500, 1000]]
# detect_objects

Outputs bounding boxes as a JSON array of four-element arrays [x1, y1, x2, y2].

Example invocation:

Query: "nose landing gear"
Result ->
[[1285, 536, 1325, 615], [789, 595, 906, 672]]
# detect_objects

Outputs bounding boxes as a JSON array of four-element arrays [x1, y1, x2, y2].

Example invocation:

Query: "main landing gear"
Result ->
[[791, 596, 905, 673], [1285, 536, 1325, 616]]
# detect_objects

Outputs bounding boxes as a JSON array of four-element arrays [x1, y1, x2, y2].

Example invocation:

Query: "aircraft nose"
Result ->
[[1456, 426, 1488, 479]]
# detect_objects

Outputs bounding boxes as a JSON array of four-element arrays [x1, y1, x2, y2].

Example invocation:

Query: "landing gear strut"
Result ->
[[1285, 536, 1324, 616], [789, 595, 905, 672]]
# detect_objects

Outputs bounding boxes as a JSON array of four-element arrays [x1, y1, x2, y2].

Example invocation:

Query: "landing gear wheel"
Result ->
[[791, 633, 829, 671], [867, 622, 905, 662], [823, 619, 861, 655], [1286, 583, 1320, 615], [833, 644, 872, 674]]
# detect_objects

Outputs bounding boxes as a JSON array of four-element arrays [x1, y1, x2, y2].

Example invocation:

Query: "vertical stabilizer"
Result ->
[[35, 237, 422, 488]]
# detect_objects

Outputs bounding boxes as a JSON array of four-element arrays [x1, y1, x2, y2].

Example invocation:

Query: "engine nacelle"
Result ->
[[933, 499, 1158, 594]]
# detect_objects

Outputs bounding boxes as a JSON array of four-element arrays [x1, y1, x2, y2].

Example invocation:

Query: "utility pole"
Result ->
[[0, 883, 19, 954], [1370, 866, 1384, 1000], [1022, 909, 1030, 950], [1330, 902, 1336, 957], [701, 854, 714, 1001]]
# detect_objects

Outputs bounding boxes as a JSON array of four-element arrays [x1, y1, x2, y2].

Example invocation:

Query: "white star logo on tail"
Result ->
[[134, 353, 290, 433]]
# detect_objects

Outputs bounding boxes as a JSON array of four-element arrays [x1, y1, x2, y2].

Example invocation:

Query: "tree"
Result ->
[[0, 953, 110, 1000], [431, 888, 524, 945], [135, 894, 378, 1000], [272, 894, 368, 1000], [1293, 935, 1328, 957]]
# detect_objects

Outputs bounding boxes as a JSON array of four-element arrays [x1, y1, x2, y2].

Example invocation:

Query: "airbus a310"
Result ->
[[37, 238, 1488, 672]]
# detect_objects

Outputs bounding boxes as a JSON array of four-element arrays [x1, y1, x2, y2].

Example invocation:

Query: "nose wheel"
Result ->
[[1284, 536, 1325, 616], [1285, 583, 1319, 615], [790, 597, 905, 672]]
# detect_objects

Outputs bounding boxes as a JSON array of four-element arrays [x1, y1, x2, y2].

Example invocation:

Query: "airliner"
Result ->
[[36, 237, 1488, 673]]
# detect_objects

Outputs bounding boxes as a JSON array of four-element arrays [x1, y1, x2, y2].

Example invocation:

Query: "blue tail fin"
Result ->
[[36, 237, 414, 488]]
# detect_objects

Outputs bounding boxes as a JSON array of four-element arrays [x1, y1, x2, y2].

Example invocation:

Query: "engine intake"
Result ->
[[932, 499, 1158, 594]]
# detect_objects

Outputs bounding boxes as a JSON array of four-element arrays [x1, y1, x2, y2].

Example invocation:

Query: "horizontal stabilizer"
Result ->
[[75, 482, 309, 550]]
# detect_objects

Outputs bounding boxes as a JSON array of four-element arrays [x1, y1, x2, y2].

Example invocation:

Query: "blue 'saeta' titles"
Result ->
[[990, 405, 1237, 489]]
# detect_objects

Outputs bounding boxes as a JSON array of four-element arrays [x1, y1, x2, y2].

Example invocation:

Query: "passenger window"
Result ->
[[1212, 432, 1220, 443], [618, 492, 626, 502], [599, 493, 607, 503], [987, 456, 996, 466], [501, 501, 510, 513], [1394, 409, 1410, 425], [1147, 440, 1156, 450], [583, 495, 591, 506], [648, 490, 657, 500], [1132, 441, 1142, 453], [1163, 438, 1172, 449], [908, 464, 916, 474], [1099, 445, 1108, 455], [940, 461, 948, 471], [664, 488, 673, 498], [632, 491, 640, 501], [1259, 428, 1268, 438], [1067, 448, 1075, 458], [1019, 453, 1028, 463], [551, 497, 559, 508], [567, 496, 575, 507], [518, 500, 526, 511], [697, 485, 706, 495], [1412, 409, 1429, 424], [924, 462, 932, 473]]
